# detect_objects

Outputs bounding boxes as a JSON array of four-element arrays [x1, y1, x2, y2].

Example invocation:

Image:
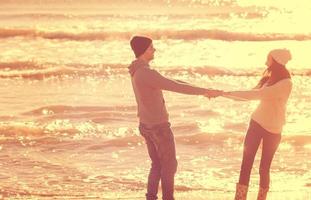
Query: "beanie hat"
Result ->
[[130, 36, 152, 58], [269, 49, 292, 66]]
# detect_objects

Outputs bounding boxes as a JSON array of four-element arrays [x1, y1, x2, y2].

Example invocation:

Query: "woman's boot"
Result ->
[[257, 187, 269, 200], [234, 183, 248, 200]]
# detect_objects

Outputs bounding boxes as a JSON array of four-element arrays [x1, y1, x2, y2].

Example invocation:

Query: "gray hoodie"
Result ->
[[129, 59, 208, 125]]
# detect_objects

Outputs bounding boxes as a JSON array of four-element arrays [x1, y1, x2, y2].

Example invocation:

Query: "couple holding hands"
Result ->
[[128, 36, 292, 200]]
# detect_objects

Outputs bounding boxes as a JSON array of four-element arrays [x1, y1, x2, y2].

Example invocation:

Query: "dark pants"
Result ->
[[239, 120, 281, 188], [139, 122, 178, 200]]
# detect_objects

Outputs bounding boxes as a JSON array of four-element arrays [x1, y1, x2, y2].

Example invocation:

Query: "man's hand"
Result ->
[[204, 89, 223, 99]]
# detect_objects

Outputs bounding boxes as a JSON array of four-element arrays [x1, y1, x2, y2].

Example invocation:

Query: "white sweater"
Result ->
[[224, 79, 292, 134]]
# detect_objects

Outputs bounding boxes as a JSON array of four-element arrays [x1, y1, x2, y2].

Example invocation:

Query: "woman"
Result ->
[[223, 49, 293, 200]]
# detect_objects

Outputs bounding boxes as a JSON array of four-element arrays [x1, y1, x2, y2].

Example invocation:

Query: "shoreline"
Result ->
[[102, 189, 311, 200]]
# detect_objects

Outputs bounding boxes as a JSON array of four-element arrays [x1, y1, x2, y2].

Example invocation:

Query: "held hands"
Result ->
[[204, 89, 224, 99]]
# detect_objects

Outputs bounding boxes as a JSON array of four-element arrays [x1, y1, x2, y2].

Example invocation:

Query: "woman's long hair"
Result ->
[[254, 58, 291, 89]]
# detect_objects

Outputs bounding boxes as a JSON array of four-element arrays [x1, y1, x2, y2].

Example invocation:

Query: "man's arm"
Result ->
[[174, 79, 190, 84], [143, 69, 215, 95]]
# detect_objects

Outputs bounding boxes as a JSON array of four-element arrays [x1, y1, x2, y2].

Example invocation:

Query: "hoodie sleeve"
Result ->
[[224, 79, 292, 100], [142, 69, 208, 95]]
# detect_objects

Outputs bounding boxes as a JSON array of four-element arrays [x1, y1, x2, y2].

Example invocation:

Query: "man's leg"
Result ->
[[140, 125, 162, 200], [155, 123, 177, 200]]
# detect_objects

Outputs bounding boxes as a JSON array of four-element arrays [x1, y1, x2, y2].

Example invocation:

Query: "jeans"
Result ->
[[139, 122, 177, 200], [239, 119, 281, 188]]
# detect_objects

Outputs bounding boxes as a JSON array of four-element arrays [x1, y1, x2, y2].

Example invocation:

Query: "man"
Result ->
[[128, 36, 221, 200]]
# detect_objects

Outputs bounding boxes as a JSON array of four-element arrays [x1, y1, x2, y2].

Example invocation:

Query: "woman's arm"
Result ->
[[222, 92, 248, 101], [222, 79, 292, 101]]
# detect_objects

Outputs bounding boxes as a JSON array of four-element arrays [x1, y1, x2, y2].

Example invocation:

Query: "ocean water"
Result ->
[[0, 0, 311, 199]]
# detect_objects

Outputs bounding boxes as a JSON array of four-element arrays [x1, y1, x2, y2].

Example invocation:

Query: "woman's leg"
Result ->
[[259, 131, 281, 188], [238, 120, 263, 186]]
